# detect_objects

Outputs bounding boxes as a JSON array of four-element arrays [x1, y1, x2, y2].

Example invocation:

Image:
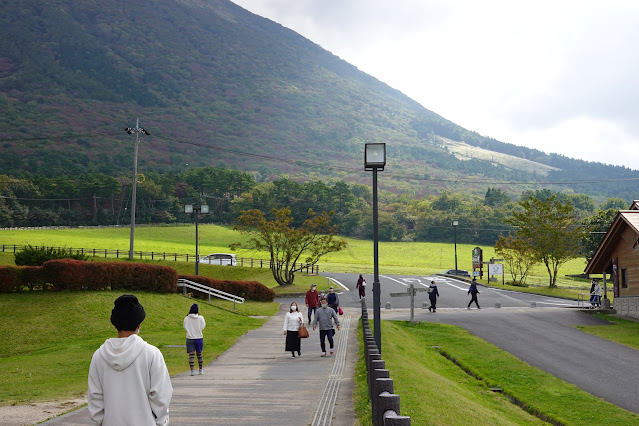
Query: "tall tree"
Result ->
[[494, 235, 539, 286], [581, 208, 619, 262], [232, 207, 347, 286], [505, 194, 583, 287]]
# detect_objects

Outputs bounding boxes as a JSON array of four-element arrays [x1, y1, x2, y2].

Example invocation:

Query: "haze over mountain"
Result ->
[[1, 0, 637, 201]]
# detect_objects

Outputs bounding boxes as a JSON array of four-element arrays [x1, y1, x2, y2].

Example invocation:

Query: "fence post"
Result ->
[[371, 365, 389, 426], [377, 392, 406, 426]]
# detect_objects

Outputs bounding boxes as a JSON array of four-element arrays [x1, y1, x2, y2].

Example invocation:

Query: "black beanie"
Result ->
[[111, 294, 146, 331], [189, 303, 199, 315]]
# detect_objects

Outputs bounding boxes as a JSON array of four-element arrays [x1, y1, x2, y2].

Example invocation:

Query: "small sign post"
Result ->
[[390, 283, 428, 322], [472, 247, 483, 279], [488, 257, 504, 284]]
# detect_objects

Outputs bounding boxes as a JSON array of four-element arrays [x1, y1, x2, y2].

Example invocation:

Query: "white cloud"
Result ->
[[231, 0, 639, 170]]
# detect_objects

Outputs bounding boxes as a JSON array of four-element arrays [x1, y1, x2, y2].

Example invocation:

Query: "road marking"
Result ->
[[402, 277, 429, 287], [381, 275, 408, 286], [423, 276, 467, 291], [326, 277, 349, 292]]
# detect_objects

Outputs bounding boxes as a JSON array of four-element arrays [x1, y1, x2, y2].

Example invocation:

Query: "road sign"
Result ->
[[488, 263, 503, 275], [390, 283, 428, 322]]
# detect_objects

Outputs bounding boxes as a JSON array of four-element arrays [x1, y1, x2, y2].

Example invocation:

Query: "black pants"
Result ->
[[319, 329, 335, 353], [468, 294, 480, 308], [429, 297, 437, 311]]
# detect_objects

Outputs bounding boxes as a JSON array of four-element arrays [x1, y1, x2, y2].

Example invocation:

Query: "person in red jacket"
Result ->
[[305, 284, 320, 325]]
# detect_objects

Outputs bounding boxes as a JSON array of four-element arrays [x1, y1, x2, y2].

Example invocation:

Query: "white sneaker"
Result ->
[[330, 349, 334, 355], [321, 352, 326, 357]]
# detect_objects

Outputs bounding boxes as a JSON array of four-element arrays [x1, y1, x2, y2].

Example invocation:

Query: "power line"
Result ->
[[153, 133, 639, 186], [0, 131, 120, 142], [0, 195, 101, 201], [4, 130, 639, 186]]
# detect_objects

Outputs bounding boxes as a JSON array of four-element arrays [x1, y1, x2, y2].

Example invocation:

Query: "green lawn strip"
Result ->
[[379, 321, 639, 425], [353, 321, 373, 425], [577, 313, 639, 349], [0, 292, 277, 405], [1, 226, 590, 280]]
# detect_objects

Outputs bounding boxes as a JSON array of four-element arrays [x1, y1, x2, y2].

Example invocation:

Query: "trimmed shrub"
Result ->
[[14, 245, 89, 266], [0, 266, 48, 292], [41, 260, 178, 292], [0, 266, 24, 292], [179, 275, 276, 302]]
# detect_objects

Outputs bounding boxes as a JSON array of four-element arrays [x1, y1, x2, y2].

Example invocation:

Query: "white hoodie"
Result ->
[[183, 313, 206, 339], [88, 334, 173, 426]]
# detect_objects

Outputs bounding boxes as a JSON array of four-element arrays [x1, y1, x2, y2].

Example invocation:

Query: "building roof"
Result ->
[[585, 210, 639, 274], [631, 200, 639, 210]]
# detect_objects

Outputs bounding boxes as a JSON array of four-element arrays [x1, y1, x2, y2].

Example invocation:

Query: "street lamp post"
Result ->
[[124, 119, 149, 260], [185, 204, 209, 275], [365, 143, 386, 353], [452, 220, 459, 272]]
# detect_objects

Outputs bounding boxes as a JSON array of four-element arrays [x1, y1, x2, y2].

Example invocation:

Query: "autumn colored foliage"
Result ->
[[0, 260, 178, 293], [179, 274, 275, 302]]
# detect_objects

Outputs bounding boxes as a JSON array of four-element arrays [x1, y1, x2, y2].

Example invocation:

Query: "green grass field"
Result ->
[[0, 292, 278, 405], [1, 227, 636, 423], [353, 320, 639, 425], [0, 225, 591, 289]]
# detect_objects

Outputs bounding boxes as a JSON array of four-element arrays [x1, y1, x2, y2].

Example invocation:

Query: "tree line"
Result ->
[[0, 167, 628, 253]]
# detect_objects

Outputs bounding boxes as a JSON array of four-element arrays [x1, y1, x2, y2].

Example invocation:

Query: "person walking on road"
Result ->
[[356, 274, 366, 300], [327, 286, 340, 313], [283, 302, 304, 357], [183, 303, 206, 376], [88, 294, 173, 426], [427, 280, 440, 312], [467, 278, 481, 309], [305, 284, 320, 324], [313, 299, 340, 357]]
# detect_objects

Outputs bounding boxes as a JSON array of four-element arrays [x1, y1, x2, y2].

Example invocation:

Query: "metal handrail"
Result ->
[[178, 278, 245, 311]]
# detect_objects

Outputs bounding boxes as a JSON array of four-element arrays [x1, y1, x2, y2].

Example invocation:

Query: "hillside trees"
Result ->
[[581, 207, 619, 262], [1, 167, 623, 261], [504, 194, 584, 287]]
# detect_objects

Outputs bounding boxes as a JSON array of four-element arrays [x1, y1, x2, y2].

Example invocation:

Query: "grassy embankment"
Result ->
[[354, 320, 639, 425], [0, 292, 278, 405]]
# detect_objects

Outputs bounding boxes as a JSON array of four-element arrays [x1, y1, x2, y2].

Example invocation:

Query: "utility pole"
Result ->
[[124, 119, 149, 260]]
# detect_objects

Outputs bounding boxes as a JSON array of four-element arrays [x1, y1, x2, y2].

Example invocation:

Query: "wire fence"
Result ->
[[0, 244, 319, 273]]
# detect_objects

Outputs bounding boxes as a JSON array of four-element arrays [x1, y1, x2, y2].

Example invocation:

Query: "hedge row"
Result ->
[[0, 259, 178, 293], [179, 274, 276, 302]]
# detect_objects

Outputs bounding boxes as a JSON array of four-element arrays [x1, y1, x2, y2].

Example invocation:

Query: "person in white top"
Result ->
[[591, 280, 602, 308], [283, 302, 304, 358], [88, 294, 173, 426], [183, 303, 206, 375]]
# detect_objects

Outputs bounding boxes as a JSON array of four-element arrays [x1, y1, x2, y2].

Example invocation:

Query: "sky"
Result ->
[[231, 0, 639, 170]]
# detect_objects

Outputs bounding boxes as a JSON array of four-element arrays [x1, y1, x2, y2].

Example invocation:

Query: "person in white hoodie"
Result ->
[[88, 294, 173, 426], [183, 303, 206, 375]]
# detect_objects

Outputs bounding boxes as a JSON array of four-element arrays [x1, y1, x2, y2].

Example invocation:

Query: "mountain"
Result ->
[[1, 0, 637, 201]]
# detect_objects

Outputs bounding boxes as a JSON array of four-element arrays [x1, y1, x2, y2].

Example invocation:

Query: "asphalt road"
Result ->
[[324, 272, 580, 310], [322, 272, 639, 414]]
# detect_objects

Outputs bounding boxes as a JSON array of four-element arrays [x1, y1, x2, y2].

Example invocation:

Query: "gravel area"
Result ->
[[0, 398, 85, 426]]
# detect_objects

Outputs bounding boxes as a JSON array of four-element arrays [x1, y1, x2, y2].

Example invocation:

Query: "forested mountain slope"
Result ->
[[0, 0, 637, 200]]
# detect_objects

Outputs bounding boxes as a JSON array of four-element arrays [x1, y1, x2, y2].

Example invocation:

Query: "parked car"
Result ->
[[199, 253, 237, 266], [443, 269, 471, 277]]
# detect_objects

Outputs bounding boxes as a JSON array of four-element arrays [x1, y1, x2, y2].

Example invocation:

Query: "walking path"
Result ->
[[40, 304, 360, 426]]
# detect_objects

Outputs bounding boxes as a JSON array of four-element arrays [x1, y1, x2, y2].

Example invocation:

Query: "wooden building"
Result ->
[[585, 201, 639, 317]]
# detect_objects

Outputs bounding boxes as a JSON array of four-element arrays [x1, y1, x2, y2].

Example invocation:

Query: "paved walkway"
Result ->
[[42, 304, 360, 426]]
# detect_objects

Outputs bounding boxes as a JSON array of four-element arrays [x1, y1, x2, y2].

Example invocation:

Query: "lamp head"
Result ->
[[365, 143, 386, 171]]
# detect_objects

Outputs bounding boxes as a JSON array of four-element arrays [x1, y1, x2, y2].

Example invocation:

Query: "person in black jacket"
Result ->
[[428, 280, 440, 312], [326, 287, 340, 313], [467, 278, 481, 309]]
